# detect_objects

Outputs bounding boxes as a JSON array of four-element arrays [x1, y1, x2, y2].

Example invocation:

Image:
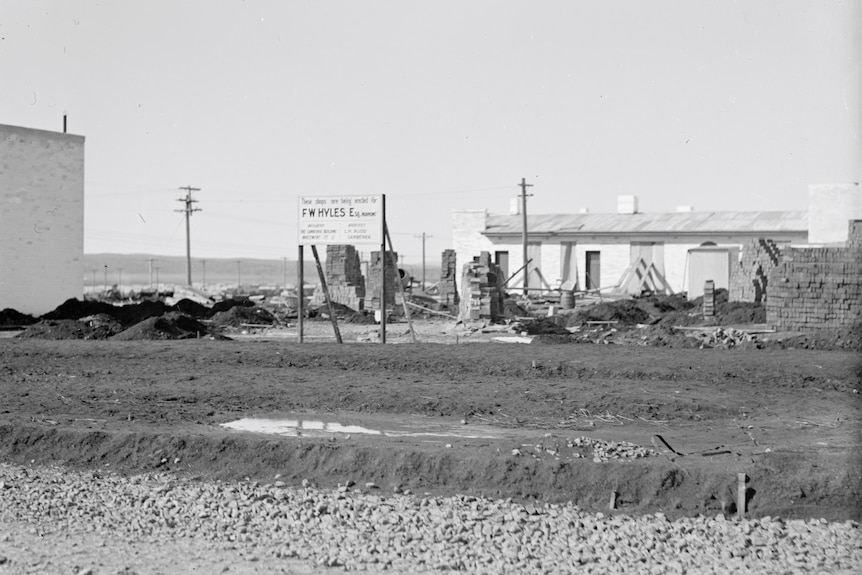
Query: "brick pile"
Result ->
[[367, 250, 399, 311], [458, 251, 504, 322], [311, 245, 365, 310], [702, 280, 716, 318], [729, 239, 785, 303], [438, 249, 459, 306], [767, 220, 862, 330]]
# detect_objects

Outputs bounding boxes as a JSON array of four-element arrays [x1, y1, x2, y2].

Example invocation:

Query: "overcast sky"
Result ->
[[2, 0, 859, 264]]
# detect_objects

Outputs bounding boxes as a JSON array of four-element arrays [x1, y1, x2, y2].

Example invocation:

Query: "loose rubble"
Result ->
[[1, 463, 859, 574]]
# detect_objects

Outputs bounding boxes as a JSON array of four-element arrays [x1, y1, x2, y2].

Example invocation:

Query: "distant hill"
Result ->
[[83, 254, 442, 292]]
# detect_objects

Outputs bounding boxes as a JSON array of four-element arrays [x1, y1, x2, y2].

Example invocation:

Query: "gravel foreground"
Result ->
[[1, 464, 860, 574]]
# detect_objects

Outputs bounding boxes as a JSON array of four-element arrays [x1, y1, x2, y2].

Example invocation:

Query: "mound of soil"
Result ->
[[171, 298, 213, 319], [211, 298, 254, 314], [714, 301, 766, 324], [40, 298, 116, 322], [77, 314, 125, 339], [16, 319, 103, 340], [0, 308, 37, 327], [210, 305, 276, 328], [520, 318, 571, 336], [112, 300, 172, 326], [112, 312, 214, 340], [569, 299, 652, 326], [501, 298, 528, 320], [40, 298, 172, 328]]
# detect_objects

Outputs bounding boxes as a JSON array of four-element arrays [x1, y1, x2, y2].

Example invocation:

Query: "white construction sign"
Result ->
[[298, 194, 384, 245]]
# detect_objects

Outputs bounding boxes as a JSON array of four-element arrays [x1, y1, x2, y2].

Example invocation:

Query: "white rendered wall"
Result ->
[[574, 243, 629, 291], [0, 124, 84, 316], [664, 243, 699, 294]]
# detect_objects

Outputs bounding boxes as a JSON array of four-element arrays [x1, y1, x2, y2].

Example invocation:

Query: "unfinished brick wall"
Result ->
[[730, 239, 784, 303], [438, 249, 459, 306], [311, 245, 365, 310], [367, 250, 399, 310], [766, 220, 862, 330], [459, 252, 504, 322]]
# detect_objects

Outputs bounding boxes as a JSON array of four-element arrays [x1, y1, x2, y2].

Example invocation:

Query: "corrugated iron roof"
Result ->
[[484, 211, 808, 236]]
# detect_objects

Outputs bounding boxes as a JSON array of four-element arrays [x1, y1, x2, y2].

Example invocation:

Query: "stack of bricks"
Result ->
[[729, 238, 785, 303], [458, 251, 504, 322], [766, 220, 862, 331], [438, 249, 459, 306], [367, 250, 399, 311], [702, 280, 716, 318], [311, 245, 365, 310]]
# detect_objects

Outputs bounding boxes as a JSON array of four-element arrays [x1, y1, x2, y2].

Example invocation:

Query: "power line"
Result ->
[[176, 186, 201, 286]]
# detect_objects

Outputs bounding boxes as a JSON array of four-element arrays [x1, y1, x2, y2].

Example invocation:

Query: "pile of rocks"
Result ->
[[2, 463, 859, 574], [515, 436, 658, 463], [694, 327, 758, 349]]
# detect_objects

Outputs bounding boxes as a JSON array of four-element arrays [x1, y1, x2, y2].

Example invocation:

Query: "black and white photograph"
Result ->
[[1, 1, 860, 573]]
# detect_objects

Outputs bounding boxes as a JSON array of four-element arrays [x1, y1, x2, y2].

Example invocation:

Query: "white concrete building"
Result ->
[[0, 123, 85, 316], [453, 196, 809, 298]]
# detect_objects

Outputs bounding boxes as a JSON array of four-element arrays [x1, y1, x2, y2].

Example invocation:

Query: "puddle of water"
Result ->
[[222, 418, 381, 437], [220, 417, 497, 440]]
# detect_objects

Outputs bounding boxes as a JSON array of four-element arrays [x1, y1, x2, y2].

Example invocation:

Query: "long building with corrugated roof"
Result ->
[[452, 187, 860, 298]]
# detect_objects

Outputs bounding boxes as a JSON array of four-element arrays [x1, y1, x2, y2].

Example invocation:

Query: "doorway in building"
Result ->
[[494, 251, 509, 282], [585, 251, 600, 290]]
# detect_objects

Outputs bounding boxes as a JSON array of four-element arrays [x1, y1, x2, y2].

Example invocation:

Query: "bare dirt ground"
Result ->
[[1, 319, 860, 573]]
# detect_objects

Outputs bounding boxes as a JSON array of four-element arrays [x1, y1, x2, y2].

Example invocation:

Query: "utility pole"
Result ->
[[103, 265, 108, 294], [519, 177, 533, 297], [201, 259, 207, 290], [176, 186, 201, 287], [413, 232, 433, 289], [148, 257, 157, 289], [154, 267, 160, 294]]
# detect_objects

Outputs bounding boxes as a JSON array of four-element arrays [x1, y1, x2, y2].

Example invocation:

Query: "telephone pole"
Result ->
[[176, 186, 201, 287], [148, 257, 157, 289], [414, 232, 433, 289], [519, 177, 533, 297]]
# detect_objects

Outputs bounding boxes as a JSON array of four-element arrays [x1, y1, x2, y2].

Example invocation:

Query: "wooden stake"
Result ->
[[737, 472, 746, 519], [298, 245, 304, 343], [311, 245, 343, 344]]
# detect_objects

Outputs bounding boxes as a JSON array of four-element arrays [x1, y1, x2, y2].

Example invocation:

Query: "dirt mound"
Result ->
[[77, 314, 125, 339], [210, 305, 276, 328], [715, 301, 766, 324], [16, 319, 104, 340], [112, 312, 214, 340], [40, 298, 173, 328], [112, 300, 172, 326], [519, 318, 571, 336], [690, 288, 729, 307], [569, 299, 652, 326], [211, 298, 254, 314], [40, 298, 116, 322], [0, 308, 37, 327], [171, 298, 213, 319]]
